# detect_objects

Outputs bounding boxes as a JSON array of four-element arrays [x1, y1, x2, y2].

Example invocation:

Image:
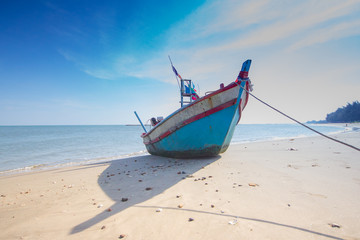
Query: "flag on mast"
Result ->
[[172, 65, 182, 80]]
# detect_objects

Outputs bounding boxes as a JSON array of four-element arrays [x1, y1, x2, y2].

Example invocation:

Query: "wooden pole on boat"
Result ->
[[180, 79, 184, 107], [134, 111, 147, 133]]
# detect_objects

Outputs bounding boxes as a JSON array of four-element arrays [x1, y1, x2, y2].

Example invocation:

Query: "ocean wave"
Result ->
[[0, 150, 149, 176]]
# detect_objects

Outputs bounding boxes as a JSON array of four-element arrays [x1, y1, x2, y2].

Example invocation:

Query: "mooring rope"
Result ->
[[239, 84, 360, 152]]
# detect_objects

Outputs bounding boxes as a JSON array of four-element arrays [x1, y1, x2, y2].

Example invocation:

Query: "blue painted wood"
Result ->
[[142, 59, 252, 158], [145, 82, 246, 158], [146, 105, 238, 157], [241, 59, 252, 72]]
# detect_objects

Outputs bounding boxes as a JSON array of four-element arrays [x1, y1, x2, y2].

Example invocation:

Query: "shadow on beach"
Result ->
[[69, 151, 346, 240], [70, 154, 219, 234]]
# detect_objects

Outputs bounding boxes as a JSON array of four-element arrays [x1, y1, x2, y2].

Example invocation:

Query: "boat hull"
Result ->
[[142, 80, 249, 158]]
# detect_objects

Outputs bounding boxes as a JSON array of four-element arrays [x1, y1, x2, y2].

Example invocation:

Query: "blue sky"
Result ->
[[1, 0, 360, 125]]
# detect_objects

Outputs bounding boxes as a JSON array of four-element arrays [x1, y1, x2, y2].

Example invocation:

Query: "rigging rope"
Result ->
[[239, 84, 360, 152]]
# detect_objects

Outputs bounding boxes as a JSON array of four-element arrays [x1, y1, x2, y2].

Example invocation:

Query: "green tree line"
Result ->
[[326, 101, 360, 123]]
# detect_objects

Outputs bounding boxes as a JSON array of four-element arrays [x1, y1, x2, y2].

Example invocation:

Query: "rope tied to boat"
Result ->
[[238, 81, 360, 152]]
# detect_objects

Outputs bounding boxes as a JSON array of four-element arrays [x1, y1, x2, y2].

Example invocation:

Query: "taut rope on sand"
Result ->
[[240, 84, 360, 152]]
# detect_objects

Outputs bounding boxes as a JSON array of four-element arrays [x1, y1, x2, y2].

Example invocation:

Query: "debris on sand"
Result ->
[[228, 219, 238, 225], [329, 223, 341, 228]]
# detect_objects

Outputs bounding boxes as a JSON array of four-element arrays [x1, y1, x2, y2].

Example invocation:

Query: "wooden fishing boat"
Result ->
[[139, 59, 252, 158]]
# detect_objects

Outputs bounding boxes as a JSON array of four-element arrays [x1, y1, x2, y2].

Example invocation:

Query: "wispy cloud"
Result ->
[[167, 0, 360, 54], [83, 68, 116, 80], [288, 19, 360, 51], [59, 0, 360, 84], [58, 49, 117, 80], [131, 0, 360, 86]]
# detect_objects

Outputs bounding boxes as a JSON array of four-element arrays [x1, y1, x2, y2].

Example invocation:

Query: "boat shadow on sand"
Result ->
[[70, 154, 219, 234], [71, 154, 343, 240]]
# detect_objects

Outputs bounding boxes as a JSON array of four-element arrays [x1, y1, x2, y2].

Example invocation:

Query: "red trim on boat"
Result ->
[[183, 98, 237, 126], [200, 82, 238, 101], [143, 98, 238, 145], [239, 71, 248, 79], [142, 82, 239, 138]]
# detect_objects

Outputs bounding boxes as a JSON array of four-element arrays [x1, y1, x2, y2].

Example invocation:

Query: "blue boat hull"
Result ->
[[141, 59, 252, 158], [142, 80, 249, 158], [146, 103, 241, 158]]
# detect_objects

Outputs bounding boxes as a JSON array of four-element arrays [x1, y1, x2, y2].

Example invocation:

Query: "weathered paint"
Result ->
[[142, 80, 249, 158], [141, 60, 252, 158], [145, 103, 240, 158]]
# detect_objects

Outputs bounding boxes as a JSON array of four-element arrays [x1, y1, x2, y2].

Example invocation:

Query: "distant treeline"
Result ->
[[307, 101, 360, 123], [326, 101, 360, 123]]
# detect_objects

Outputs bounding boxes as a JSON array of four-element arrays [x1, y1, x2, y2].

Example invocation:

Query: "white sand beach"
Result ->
[[1, 125, 359, 240]]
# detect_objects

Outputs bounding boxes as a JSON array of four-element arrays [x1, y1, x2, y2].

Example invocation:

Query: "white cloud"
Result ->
[[288, 19, 360, 51], [185, 0, 360, 54], [130, 0, 360, 90], [57, 0, 360, 85], [83, 68, 116, 80]]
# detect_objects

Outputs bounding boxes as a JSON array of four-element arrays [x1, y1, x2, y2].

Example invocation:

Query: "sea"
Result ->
[[0, 124, 345, 174]]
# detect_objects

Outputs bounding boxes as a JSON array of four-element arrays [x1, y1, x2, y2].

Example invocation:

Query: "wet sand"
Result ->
[[1, 126, 359, 240]]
